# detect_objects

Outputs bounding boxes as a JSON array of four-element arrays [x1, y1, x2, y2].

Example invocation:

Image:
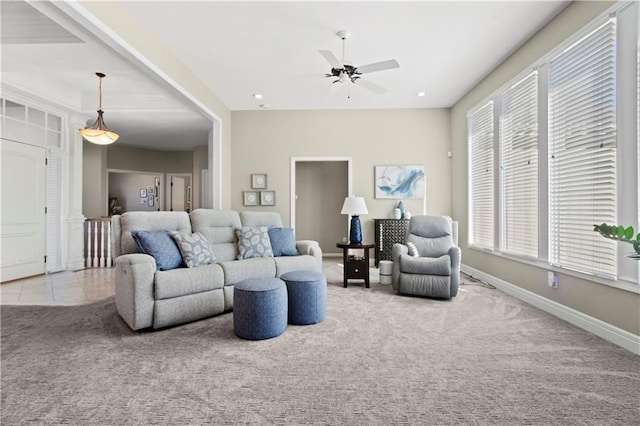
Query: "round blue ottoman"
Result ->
[[234, 278, 288, 340], [280, 270, 327, 325]]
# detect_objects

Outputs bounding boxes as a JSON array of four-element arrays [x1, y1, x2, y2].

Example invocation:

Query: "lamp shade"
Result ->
[[80, 110, 120, 145], [341, 196, 368, 216]]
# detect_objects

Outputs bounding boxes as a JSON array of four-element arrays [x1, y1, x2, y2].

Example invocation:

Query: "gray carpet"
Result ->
[[2, 262, 639, 425]]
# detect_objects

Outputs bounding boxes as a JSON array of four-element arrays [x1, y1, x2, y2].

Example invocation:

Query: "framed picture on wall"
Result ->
[[148, 195, 155, 207], [260, 190, 276, 206], [147, 186, 155, 196], [243, 191, 259, 206], [251, 173, 267, 189], [140, 188, 147, 198], [374, 165, 425, 199]]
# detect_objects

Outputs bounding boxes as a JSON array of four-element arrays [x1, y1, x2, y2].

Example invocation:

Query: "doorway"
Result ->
[[167, 173, 192, 212], [291, 157, 351, 255]]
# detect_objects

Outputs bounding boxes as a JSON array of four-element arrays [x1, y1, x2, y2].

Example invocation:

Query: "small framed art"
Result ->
[[251, 173, 267, 189], [243, 190, 259, 206], [260, 190, 276, 206], [140, 188, 147, 198]]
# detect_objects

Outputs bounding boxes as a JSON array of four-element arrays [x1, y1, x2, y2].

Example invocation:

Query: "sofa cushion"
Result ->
[[190, 209, 241, 262], [170, 231, 216, 268], [236, 227, 274, 260], [117, 211, 192, 256], [155, 263, 224, 300], [131, 230, 184, 271], [220, 257, 277, 286], [268, 227, 299, 256], [240, 211, 283, 228]]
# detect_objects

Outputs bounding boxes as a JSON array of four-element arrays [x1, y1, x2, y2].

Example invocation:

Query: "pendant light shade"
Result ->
[[80, 72, 119, 145]]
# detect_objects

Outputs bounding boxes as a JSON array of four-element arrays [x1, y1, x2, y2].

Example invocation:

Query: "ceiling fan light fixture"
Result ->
[[80, 72, 119, 145]]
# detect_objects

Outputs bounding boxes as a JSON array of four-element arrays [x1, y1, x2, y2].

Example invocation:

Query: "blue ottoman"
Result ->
[[280, 270, 327, 325], [234, 278, 288, 340]]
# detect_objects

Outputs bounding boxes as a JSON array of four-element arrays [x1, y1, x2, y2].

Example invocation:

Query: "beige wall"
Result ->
[[231, 109, 451, 245], [450, 0, 640, 335], [79, 0, 232, 209], [82, 141, 108, 218], [107, 145, 193, 173]]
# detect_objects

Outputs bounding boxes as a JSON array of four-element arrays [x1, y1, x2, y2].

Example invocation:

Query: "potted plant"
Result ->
[[593, 223, 640, 259]]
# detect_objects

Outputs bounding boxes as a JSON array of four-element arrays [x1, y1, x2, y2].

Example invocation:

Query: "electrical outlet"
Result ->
[[547, 271, 558, 288], [342, 236, 347, 242]]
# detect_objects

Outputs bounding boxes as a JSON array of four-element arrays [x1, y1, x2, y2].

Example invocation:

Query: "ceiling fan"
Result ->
[[319, 30, 399, 96]]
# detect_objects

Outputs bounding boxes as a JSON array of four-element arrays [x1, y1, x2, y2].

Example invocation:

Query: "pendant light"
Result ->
[[80, 72, 119, 145]]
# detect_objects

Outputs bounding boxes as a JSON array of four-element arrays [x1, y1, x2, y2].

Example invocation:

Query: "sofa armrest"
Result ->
[[114, 253, 156, 331], [391, 243, 408, 291], [296, 240, 323, 268]]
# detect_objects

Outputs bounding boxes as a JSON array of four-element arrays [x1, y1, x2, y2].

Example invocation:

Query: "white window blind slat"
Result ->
[[468, 101, 495, 249], [500, 72, 539, 258], [549, 18, 617, 277]]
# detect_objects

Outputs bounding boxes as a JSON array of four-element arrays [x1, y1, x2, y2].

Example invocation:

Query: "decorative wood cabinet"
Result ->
[[374, 219, 410, 267]]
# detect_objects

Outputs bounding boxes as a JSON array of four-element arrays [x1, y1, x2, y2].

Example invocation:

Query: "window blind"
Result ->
[[468, 101, 495, 249], [500, 72, 539, 258], [548, 19, 617, 277]]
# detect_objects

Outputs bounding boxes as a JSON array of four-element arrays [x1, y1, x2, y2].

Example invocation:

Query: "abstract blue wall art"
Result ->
[[375, 165, 425, 199]]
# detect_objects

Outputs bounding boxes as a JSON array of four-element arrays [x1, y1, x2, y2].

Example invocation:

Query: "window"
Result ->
[[548, 19, 617, 277], [467, 2, 639, 286], [500, 72, 539, 258], [468, 101, 495, 249]]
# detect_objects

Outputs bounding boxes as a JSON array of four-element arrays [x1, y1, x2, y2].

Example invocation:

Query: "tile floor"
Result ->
[[0, 268, 115, 306]]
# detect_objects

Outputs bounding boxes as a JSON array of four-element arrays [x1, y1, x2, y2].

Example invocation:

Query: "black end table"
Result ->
[[336, 243, 375, 288]]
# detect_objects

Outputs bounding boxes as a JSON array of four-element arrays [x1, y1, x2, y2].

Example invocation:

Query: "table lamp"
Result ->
[[341, 196, 368, 245]]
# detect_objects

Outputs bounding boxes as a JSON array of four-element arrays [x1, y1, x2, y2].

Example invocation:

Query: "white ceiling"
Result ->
[[1, 0, 570, 150]]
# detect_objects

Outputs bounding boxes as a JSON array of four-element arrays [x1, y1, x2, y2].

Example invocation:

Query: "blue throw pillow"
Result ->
[[131, 230, 184, 271], [268, 227, 299, 257]]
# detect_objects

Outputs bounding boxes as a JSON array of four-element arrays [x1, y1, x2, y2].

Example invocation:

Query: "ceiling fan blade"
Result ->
[[319, 50, 344, 69], [355, 59, 399, 74], [353, 78, 387, 95]]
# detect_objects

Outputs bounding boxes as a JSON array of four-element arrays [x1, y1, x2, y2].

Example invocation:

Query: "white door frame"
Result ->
[[290, 157, 352, 232]]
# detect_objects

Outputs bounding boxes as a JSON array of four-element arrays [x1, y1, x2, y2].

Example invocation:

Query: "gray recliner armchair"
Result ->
[[391, 215, 461, 299]]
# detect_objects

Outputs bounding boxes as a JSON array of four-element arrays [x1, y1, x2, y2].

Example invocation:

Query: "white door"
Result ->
[[1, 140, 46, 281], [170, 176, 186, 211]]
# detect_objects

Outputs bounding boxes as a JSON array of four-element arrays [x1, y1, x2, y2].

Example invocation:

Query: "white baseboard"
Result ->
[[461, 264, 640, 355]]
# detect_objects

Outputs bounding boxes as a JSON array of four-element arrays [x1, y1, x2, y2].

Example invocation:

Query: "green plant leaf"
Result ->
[[616, 226, 625, 238], [624, 226, 634, 240]]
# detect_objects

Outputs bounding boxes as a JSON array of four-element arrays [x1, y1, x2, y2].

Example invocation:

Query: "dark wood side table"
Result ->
[[336, 243, 375, 288]]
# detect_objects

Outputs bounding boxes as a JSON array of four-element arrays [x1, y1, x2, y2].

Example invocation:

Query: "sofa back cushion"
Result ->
[[190, 209, 242, 262], [240, 211, 283, 228], [115, 211, 192, 256]]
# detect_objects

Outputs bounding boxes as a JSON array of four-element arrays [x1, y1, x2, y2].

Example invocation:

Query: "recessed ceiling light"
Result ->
[[259, 104, 270, 108], [417, 91, 426, 97], [253, 93, 263, 99]]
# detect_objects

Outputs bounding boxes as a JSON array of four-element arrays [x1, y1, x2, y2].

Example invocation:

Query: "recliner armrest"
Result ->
[[391, 243, 408, 290]]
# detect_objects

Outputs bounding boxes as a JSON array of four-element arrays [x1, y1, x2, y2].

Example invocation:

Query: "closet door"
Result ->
[[1, 139, 46, 281]]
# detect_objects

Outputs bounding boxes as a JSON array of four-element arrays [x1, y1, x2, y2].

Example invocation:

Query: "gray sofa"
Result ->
[[111, 209, 323, 330]]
